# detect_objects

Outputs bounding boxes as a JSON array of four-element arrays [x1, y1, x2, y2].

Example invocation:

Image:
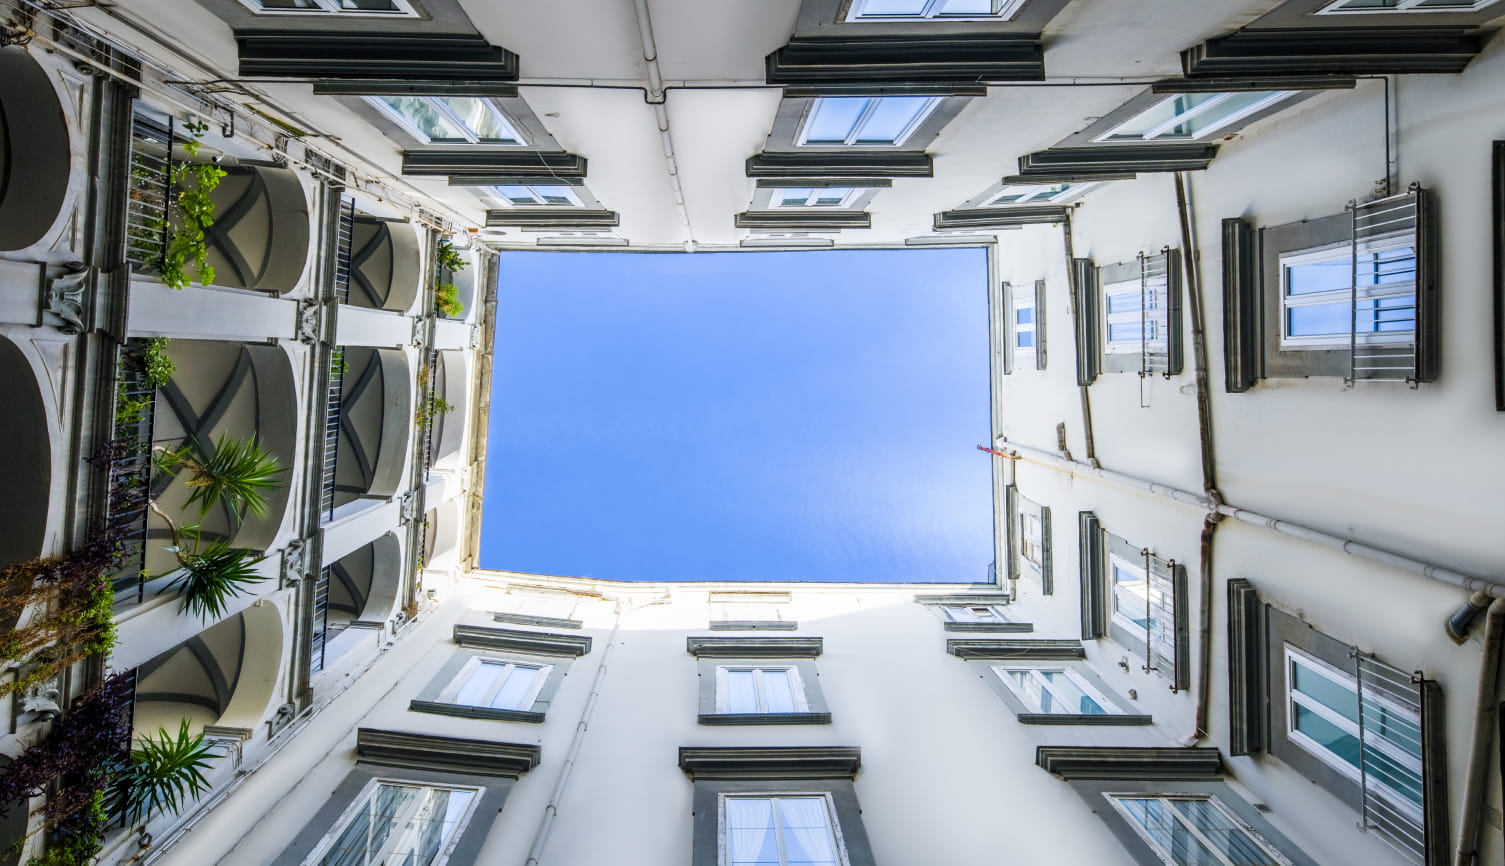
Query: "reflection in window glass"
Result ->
[[1109, 795, 1289, 866], [994, 667, 1112, 715], [309, 782, 477, 866], [1279, 243, 1416, 346], [451, 660, 550, 710], [801, 97, 938, 146], [719, 666, 806, 714], [724, 796, 842, 866], [1099, 91, 1294, 142]]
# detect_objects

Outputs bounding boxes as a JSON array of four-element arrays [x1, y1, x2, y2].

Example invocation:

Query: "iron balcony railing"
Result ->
[[333, 195, 355, 305], [1346, 190, 1422, 387], [125, 115, 174, 275], [320, 347, 345, 523], [309, 565, 331, 675], [421, 348, 439, 477], [105, 339, 159, 604]]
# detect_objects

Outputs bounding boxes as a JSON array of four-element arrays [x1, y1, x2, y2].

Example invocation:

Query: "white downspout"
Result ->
[[629, 0, 696, 250], [1452, 598, 1505, 866]]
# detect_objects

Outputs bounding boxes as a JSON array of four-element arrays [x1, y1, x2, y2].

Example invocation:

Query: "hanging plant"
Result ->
[[158, 121, 226, 290], [434, 283, 463, 318], [0, 533, 123, 700], [435, 237, 468, 275], [415, 395, 454, 428]]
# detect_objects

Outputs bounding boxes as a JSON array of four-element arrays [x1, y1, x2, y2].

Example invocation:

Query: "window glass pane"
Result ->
[[1002, 669, 1047, 711], [490, 664, 542, 710], [1017, 331, 1035, 348], [1286, 254, 1352, 296], [725, 669, 758, 713], [496, 185, 537, 204], [1106, 93, 1223, 141], [342, 0, 400, 9], [805, 98, 870, 144], [859, 0, 929, 13], [374, 95, 467, 140], [314, 783, 475, 866], [939, 0, 996, 13], [1366, 246, 1416, 287], [1336, 0, 1403, 7], [726, 798, 778, 866], [1108, 322, 1145, 343], [440, 97, 517, 142], [454, 661, 508, 706], [778, 188, 815, 207], [777, 798, 839, 866], [1037, 670, 1107, 715], [1291, 660, 1360, 724], [260, 0, 322, 8], [758, 668, 799, 714], [1106, 290, 1142, 314], [533, 186, 578, 206], [1167, 800, 1284, 865], [1285, 301, 1351, 338], [812, 189, 853, 206], [1294, 704, 1363, 768], [854, 97, 932, 144], [1115, 797, 1224, 865], [1172, 91, 1284, 139], [1015, 306, 1034, 325]]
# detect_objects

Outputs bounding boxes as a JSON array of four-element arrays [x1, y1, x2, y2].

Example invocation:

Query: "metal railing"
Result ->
[[320, 348, 345, 523], [1139, 251, 1172, 378], [1354, 653, 1428, 864], [333, 195, 355, 304], [1347, 190, 1421, 387], [125, 115, 174, 274], [421, 349, 439, 477], [309, 566, 330, 675], [106, 340, 159, 604]]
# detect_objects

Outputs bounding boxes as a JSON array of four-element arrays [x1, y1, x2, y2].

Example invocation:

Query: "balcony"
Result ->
[[345, 214, 422, 313], [0, 47, 72, 253], [330, 346, 412, 509], [0, 337, 52, 572], [130, 604, 284, 736]]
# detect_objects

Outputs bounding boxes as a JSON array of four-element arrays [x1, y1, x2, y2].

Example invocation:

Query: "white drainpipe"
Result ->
[[629, 0, 696, 250]]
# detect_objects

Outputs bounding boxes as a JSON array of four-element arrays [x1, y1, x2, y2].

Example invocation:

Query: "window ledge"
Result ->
[[698, 712, 833, 726], [493, 612, 583, 630], [708, 620, 799, 631], [1017, 712, 1153, 726], [943, 621, 1034, 633], [409, 700, 546, 724]]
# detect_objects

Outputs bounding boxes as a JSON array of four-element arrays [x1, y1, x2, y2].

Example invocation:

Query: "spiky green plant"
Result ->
[[157, 434, 285, 521], [163, 541, 264, 621], [434, 282, 463, 318], [109, 720, 215, 825]]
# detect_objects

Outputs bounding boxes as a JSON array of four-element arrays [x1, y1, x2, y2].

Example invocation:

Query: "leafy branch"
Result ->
[[159, 121, 226, 290]]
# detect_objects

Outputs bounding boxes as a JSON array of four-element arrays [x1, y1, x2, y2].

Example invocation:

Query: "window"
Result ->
[[1110, 554, 1177, 675], [447, 658, 551, 711], [717, 665, 809, 714], [1285, 647, 1425, 823], [1012, 289, 1038, 368], [721, 794, 848, 866], [993, 666, 1116, 715], [1317, 0, 1500, 12], [1278, 240, 1417, 349], [1107, 795, 1295, 866], [1098, 253, 1181, 376], [774, 187, 860, 208], [798, 97, 939, 147], [987, 182, 1098, 206], [1097, 92, 1296, 143], [240, 0, 419, 15], [941, 604, 1007, 624], [495, 185, 583, 207], [845, 0, 1028, 20], [303, 780, 481, 866], [1006, 487, 1051, 592], [367, 95, 524, 144]]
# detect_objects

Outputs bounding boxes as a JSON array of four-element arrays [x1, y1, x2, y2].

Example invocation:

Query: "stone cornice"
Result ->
[[687, 636, 823, 659], [679, 746, 861, 781], [454, 624, 592, 658], [1035, 746, 1223, 781], [946, 639, 1083, 660], [356, 728, 540, 778]]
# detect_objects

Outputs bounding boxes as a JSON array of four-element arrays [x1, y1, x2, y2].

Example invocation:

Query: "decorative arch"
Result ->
[[333, 346, 411, 507], [431, 349, 470, 471], [425, 501, 463, 571], [202, 163, 310, 294], [347, 216, 421, 312], [131, 602, 284, 735], [0, 338, 52, 571], [0, 48, 72, 252], [146, 341, 297, 573]]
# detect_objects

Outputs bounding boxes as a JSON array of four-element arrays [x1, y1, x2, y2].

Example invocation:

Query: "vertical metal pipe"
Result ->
[[1454, 599, 1505, 866]]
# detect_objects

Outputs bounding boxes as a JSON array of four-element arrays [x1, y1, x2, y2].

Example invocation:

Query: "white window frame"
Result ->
[[1277, 236, 1418, 350], [797, 96, 941, 147], [845, 0, 1028, 20], [300, 777, 484, 866], [1105, 794, 1297, 866], [987, 182, 1099, 206], [493, 185, 584, 208], [718, 792, 852, 866], [715, 665, 810, 714], [1283, 645, 1425, 823], [1103, 276, 1155, 356], [1317, 0, 1499, 12], [773, 187, 862, 209], [366, 95, 525, 145], [239, 0, 419, 16], [991, 665, 1123, 715], [940, 603, 1007, 624], [1095, 91, 1296, 143], [440, 657, 552, 711], [1019, 509, 1045, 572], [1011, 291, 1037, 369]]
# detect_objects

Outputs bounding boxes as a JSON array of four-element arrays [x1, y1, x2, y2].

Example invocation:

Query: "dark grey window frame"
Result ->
[[1098, 252, 1184, 376], [1072, 258, 1100, 385], [1077, 513, 1189, 691], [680, 746, 876, 866], [1492, 140, 1504, 411], [762, 94, 971, 154], [689, 636, 830, 726], [1005, 484, 1052, 593], [275, 729, 539, 865], [1002, 280, 1047, 373], [973, 658, 1151, 725], [410, 645, 576, 723], [1235, 190, 1439, 384]]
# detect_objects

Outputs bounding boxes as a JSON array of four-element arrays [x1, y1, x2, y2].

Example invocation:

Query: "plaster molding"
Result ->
[[679, 746, 861, 781], [356, 728, 540, 778], [686, 636, 823, 658], [453, 624, 593, 658], [1035, 746, 1223, 781], [946, 639, 1083, 660]]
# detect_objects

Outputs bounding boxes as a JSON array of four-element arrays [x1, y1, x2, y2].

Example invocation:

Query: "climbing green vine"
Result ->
[[159, 121, 226, 290], [433, 237, 467, 318]]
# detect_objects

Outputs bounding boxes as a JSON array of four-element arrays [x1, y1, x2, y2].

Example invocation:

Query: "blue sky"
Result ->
[[479, 248, 993, 583]]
